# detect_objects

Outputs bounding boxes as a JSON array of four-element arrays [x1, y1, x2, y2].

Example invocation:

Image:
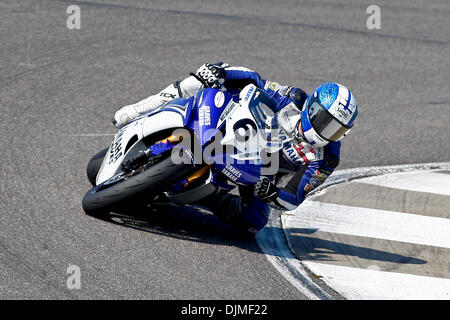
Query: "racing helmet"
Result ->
[[294, 83, 358, 147]]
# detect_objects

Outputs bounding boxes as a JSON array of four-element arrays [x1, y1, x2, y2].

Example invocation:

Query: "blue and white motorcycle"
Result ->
[[82, 84, 283, 230]]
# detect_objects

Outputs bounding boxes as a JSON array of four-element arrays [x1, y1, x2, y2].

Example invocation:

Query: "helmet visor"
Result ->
[[308, 102, 351, 142]]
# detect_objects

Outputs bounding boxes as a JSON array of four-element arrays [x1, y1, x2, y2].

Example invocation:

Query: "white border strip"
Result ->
[[256, 214, 333, 300], [256, 162, 450, 300], [303, 262, 450, 300], [286, 201, 450, 249], [359, 170, 450, 196], [310, 162, 450, 196]]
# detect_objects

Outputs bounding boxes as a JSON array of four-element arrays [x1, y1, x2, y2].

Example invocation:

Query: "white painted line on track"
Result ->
[[256, 214, 334, 300], [285, 201, 450, 249], [63, 133, 116, 136], [302, 262, 450, 300], [359, 170, 450, 196]]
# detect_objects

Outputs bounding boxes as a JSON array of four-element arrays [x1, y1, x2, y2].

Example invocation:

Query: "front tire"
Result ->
[[82, 157, 193, 216]]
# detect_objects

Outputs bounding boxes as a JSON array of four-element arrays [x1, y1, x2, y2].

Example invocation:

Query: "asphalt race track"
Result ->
[[1, 0, 449, 299]]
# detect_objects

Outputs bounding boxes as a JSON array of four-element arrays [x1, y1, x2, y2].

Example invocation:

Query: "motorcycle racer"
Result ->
[[112, 63, 358, 234]]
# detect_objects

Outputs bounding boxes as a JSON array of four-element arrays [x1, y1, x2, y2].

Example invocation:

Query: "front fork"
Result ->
[[146, 134, 184, 157], [121, 134, 183, 172], [122, 134, 211, 191], [150, 135, 212, 189]]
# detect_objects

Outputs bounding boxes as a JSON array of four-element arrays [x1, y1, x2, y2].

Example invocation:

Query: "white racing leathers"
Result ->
[[113, 76, 204, 128]]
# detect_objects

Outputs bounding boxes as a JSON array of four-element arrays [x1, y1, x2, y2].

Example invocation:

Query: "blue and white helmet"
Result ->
[[294, 83, 358, 147]]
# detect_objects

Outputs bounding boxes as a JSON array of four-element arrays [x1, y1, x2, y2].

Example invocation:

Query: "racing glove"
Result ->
[[254, 176, 278, 202], [191, 63, 226, 88]]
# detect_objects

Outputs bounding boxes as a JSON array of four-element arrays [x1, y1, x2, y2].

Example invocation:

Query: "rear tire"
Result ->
[[82, 156, 193, 216], [86, 148, 108, 186]]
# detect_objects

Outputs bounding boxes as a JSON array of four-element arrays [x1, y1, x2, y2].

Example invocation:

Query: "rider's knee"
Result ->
[[214, 195, 269, 235]]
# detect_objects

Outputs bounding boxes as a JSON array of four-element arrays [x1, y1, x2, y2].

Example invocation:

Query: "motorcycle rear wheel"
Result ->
[[86, 148, 108, 186]]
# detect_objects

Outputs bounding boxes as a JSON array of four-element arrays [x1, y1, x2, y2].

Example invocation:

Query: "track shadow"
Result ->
[[87, 203, 266, 255], [284, 228, 427, 265]]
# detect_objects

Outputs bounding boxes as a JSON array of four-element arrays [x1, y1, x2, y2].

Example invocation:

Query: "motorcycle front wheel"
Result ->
[[82, 156, 193, 217]]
